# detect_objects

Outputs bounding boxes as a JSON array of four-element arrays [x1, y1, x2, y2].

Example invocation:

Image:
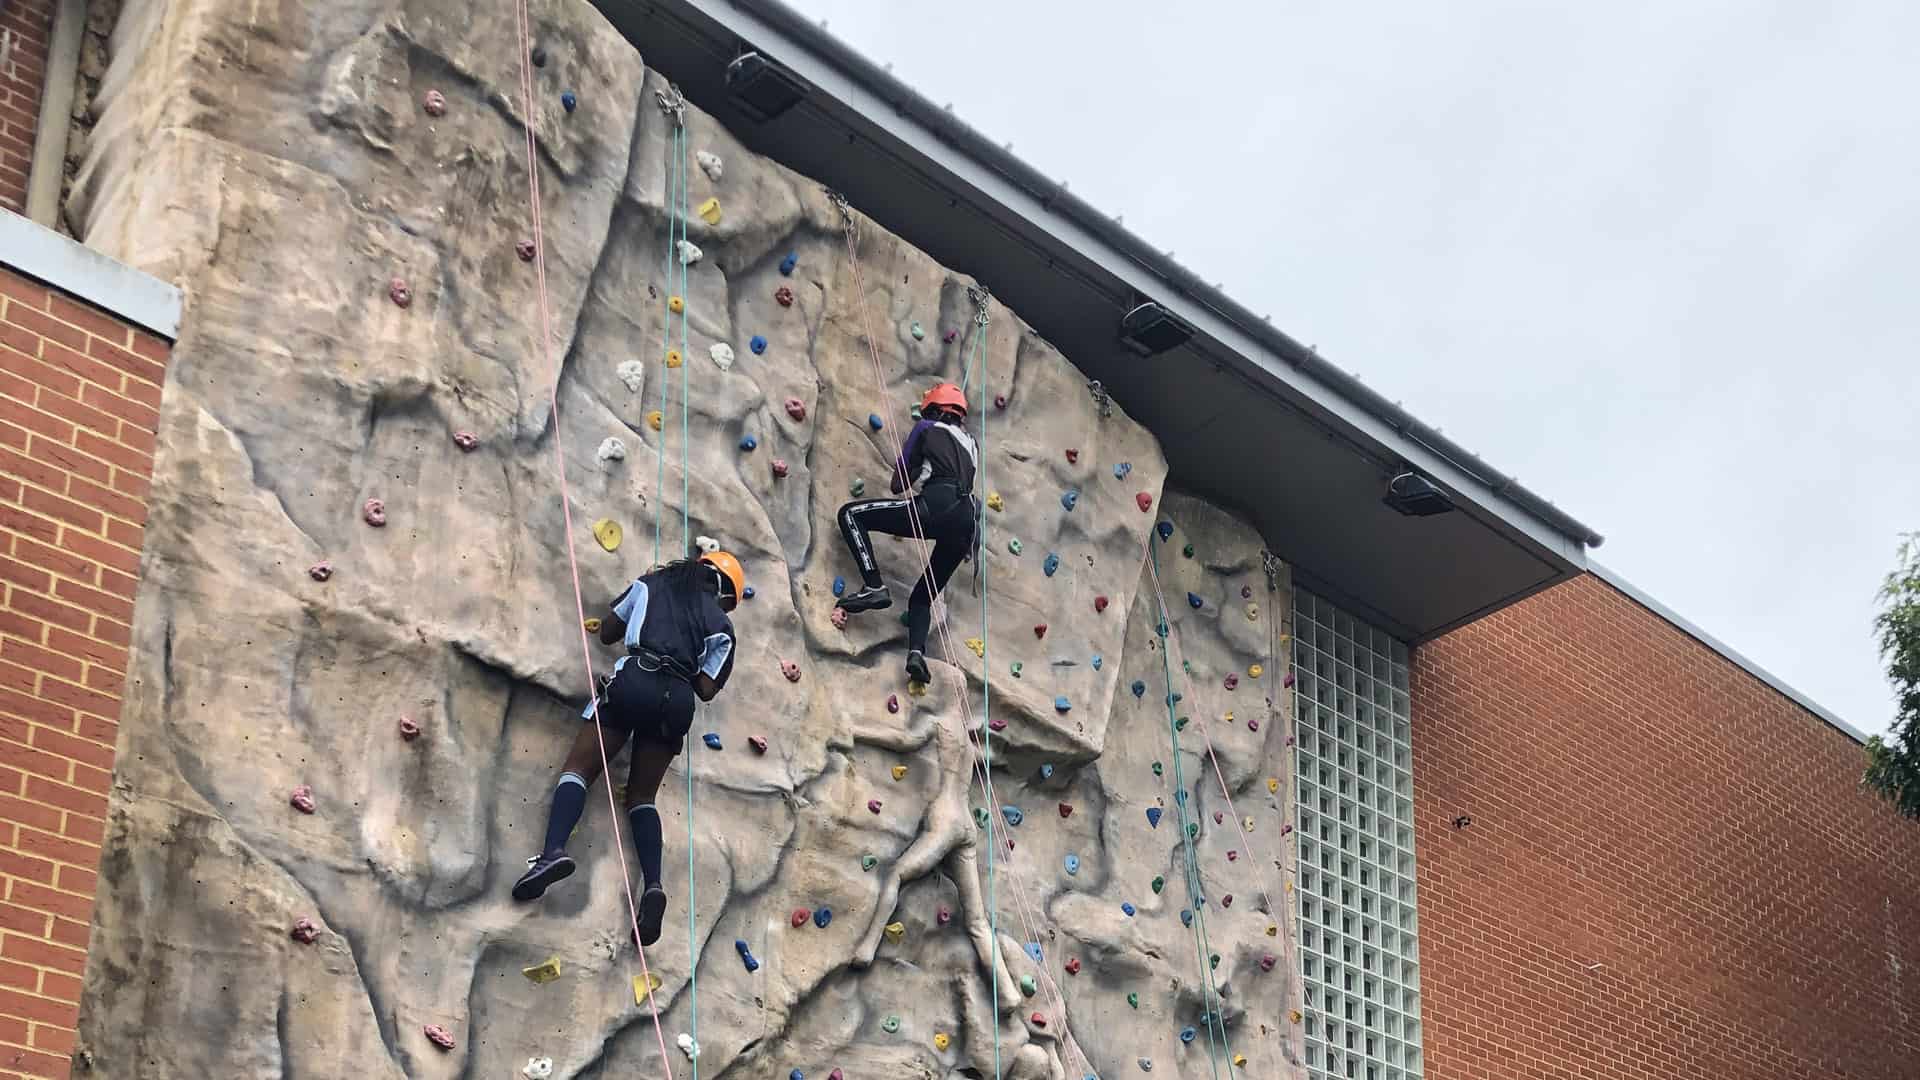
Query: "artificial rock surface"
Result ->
[[68, 1, 1305, 1076]]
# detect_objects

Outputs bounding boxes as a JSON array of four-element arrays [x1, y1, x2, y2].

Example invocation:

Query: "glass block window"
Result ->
[[1292, 588, 1422, 1080]]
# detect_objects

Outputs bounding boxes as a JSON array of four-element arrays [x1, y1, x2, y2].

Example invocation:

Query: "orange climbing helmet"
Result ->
[[699, 550, 745, 605], [921, 382, 968, 419]]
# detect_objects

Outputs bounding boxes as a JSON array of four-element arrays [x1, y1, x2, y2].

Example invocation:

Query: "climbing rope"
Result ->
[[507, 0, 675, 1072]]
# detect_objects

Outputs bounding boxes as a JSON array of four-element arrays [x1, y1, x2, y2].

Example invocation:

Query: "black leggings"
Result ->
[[836, 483, 976, 653]]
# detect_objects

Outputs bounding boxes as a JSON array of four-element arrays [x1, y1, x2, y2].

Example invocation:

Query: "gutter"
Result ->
[[722, 0, 1606, 549], [24, 0, 85, 227]]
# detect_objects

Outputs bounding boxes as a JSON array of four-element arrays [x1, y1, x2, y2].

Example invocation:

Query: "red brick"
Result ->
[[0, 277, 48, 313], [50, 580, 130, 626], [50, 627, 123, 672], [0, 303, 85, 355], [21, 435, 109, 487], [0, 556, 49, 592], [6, 538, 92, 589], [25, 739, 111, 788], [52, 530, 138, 582], [78, 383, 158, 436], [18, 489, 99, 535], [0, 767, 19, 796], [6, 592, 87, 635], [0, 906, 46, 939], [0, 394, 74, 447], [0, 1045, 70, 1080], [131, 333, 170, 366], [0, 933, 84, 975], [88, 617, 128, 651], [0, 794, 59, 835], [0, 851, 54, 887], [104, 519, 141, 553], [0, 689, 70, 733], [30, 1019, 75, 1055], [0, 1015, 25, 1048], [0, 640, 80, 685], [45, 297, 132, 352], [33, 389, 117, 442], [109, 468, 151, 501], [37, 342, 121, 398], [0, 986, 77, 1031], [66, 765, 106, 797], [50, 868, 90, 899], [114, 422, 154, 457], [0, 447, 65, 498], [37, 971, 80, 1008], [0, 369, 34, 411], [0, 739, 66, 784], [0, 660, 34, 694], [72, 429, 149, 476], [33, 679, 116, 724], [72, 716, 114, 747], [0, 505, 62, 548], [11, 828, 96, 872], [56, 814, 101, 847], [64, 476, 144, 529], [0, 609, 40, 645], [82, 667, 122, 696], [0, 958, 36, 991], [83, 336, 164, 389]]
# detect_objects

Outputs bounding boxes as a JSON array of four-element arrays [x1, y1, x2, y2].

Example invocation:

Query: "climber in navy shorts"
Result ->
[[512, 551, 743, 949], [834, 382, 979, 685]]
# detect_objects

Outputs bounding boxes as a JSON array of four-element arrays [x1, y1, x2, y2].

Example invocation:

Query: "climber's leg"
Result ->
[[902, 518, 972, 684], [836, 497, 918, 611], [618, 668, 693, 948], [624, 744, 674, 890], [513, 723, 624, 901]]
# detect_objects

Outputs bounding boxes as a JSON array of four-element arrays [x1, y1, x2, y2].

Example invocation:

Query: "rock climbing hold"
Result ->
[[783, 397, 806, 421], [1064, 854, 1080, 875], [388, 278, 413, 308], [1233, 1055, 1247, 1069], [1131, 680, 1146, 699], [1151, 875, 1164, 894], [1010, 661, 1023, 678], [1248, 717, 1260, 732], [1030, 1012, 1048, 1028], [749, 335, 769, 356], [1175, 789, 1188, 807], [1146, 807, 1162, 828], [1248, 663, 1264, 679], [1138, 1058, 1152, 1072], [697, 536, 721, 554], [1008, 538, 1023, 555], [867, 799, 883, 814], [523, 956, 562, 983], [452, 430, 479, 451], [290, 785, 316, 814], [677, 1032, 699, 1060], [1188, 592, 1203, 609], [933, 1033, 951, 1051], [516, 238, 536, 262], [696, 150, 723, 181], [779, 251, 798, 275], [359, 497, 388, 527], [290, 917, 320, 944], [1002, 806, 1024, 826], [1289, 1009, 1304, 1024], [1024, 942, 1044, 964], [524, 1057, 555, 1080], [703, 733, 723, 751], [647, 410, 664, 431], [529, 45, 547, 66], [633, 971, 663, 1002], [791, 908, 810, 928], [1181, 910, 1193, 928], [307, 561, 334, 583], [1058, 802, 1073, 818], [1053, 696, 1071, 713], [1043, 552, 1060, 576], [1183, 543, 1195, 557], [789, 1071, 803, 1080], [398, 715, 422, 741], [886, 694, 900, 714], [988, 718, 1007, 732], [744, 586, 756, 599], [424, 1024, 456, 1051], [861, 854, 877, 871], [770, 285, 796, 311], [1259, 952, 1277, 972], [832, 575, 847, 597], [1180, 1027, 1196, 1044], [1222, 893, 1234, 908], [782, 660, 801, 682], [696, 197, 721, 225], [1186, 822, 1199, 838], [1033, 623, 1047, 639], [910, 322, 925, 340], [994, 393, 1009, 409], [907, 679, 927, 697], [1122, 902, 1136, 917], [1267, 777, 1280, 794], [1157, 621, 1170, 638], [1040, 763, 1055, 779], [1283, 671, 1296, 689], [1060, 489, 1079, 512], [560, 90, 577, 112], [598, 436, 630, 464], [965, 637, 985, 657], [1227, 850, 1239, 862], [1152, 761, 1164, 777], [677, 240, 702, 265], [881, 1014, 900, 1034], [735, 939, 759, 972], [1225, 672, 1239, 690], [1156, 523, 1175, 544], [771, 458, 790, 478], [749, 735, 769, 753], [849, 478, 865, 497], [1019, 974, 1037, 996], [422, 89, 447, 116], [668, 295, 686, 314], [1137, 492, 1155, 513], [1092, 655, 1103, 670], [1244, 816, 1256, 832], [814, 907, 833, 928], [592, 518, 622, 551], [868, 413, 884, 431], [884, 921, 906, 945], [890, 764, 908, 781], [1095, 595, 1111, 614], [1128, 992, 1140, 1008]]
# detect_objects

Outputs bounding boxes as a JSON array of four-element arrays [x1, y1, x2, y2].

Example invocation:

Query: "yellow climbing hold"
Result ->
[[1233, 1054, 1247, 1068], [665, 349, 683, 368], [1248, 664, 1263, 679], [697, 197, 722, 225], [647, 410, 663, 431], [1243, 815, 1256, 832], [933, 1032, 951, 1051], [884, 921, 906, 944], [632, 972, 662, 1004], [1267, 777, 1280, 794], [1279, 633, 1291, 643], [584, 617, 602, 633], [891, 764, 909, 781], [592, 518, 623, 552], [986, 492, 1004, 512], [1289, 1009, 1303, 1024], [1266, 924, 1278, 936], [668, 295, 685, 314], [965, 637, 985, 658], [522, 957, 562, 984], [1224, 710, 1234, 724]]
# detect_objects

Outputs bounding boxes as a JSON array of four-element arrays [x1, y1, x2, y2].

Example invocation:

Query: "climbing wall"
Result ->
[[63, 1, 1308, 1077]]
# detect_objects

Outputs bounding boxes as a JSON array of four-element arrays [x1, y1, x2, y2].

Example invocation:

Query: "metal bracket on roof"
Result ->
[[1087, 379, 1112, 420], [1261, 550, 1283, 593], [654, 82, 688, 128]]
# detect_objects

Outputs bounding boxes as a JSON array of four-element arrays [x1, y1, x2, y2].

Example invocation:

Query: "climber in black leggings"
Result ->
[[835, 382, 979, 686]]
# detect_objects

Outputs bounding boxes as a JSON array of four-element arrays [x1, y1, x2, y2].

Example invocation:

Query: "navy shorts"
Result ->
[[587, 662, 697, 752]]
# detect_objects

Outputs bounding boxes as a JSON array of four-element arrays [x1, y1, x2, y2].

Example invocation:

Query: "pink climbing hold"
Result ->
[[791, 909, 810, 928], [516, 239, 537, 262], [362, 498, 387, 527], [1094, 595, 1109, 613], [867, 799, 883, 814], [1248, 717, 1260, 732], [1282, 671, 1296, 689], [1030, 1012, 1048, 1028], [775, 285, 795, 307], [1058, 802, 1073, 819], [772, 458, 790, 478], [988, 718, 1008, 732], [290, 917, 320, 944], [782, 660, 801, 683], [398, 715, 422, 741], [1227, 850, 1240, 862], [1282, 823, 1295, 836], [1033, 623, 1047, 639], [1136, 492, 1153, 512], [1065, 448, 1079, 464], [1222, 893, 1234, 908], [452, 430, 479, 451], [290, 785, 316, 814], [936, 906, 952, 926], [308, 561, 333, 582], [830, 1070, 844, 1080], [1065, 956, 1081, 975], [831, 607, 848, 629], [784, 397, 806, 421], [994, 393, 1008, 410], [388, 278, 413, 308], [424, 1024, 455, 1051], [886, 694, 899, 714], [1260, 953, 1278, 972], [1242, 585, 1254, 599], [749, 735, 769, 754], [422, 89, 446, 116], [1224, 672, 1239, 690], [1213, 811, 1224, 824]]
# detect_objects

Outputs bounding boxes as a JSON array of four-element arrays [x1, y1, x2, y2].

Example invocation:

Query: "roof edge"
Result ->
[[0, 212, 183, 340], [1589, 561, 1872, 746]]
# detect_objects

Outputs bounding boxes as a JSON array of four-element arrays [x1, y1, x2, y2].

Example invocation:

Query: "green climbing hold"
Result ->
[[882, 1015, 901, 1034], [861, 854, 877, 871], [1174, 716, 1189, 731], [1127, 992, 1139, 1009], [850, 478, 865, 497], [1183, 543, 1194, 557], [910, 321, 925, 340], [974, 807, 990, 829], [910, 404, 922, 420], [1010, 661, 1023, 678], [1151, 875, 1165, 894], [1210, 953, 1221, 970], [1186, 823, 1199, 839], [1182, 660, 1192, 674], [1008, 538, 1022, 555], [1019, 974, 1037, 997], [1152, 761, 1163, 777]]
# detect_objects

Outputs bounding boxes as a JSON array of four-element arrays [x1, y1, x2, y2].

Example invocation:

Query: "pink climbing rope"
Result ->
[[836, 213, 1092, 1071], [508, 0, 676, 1072]]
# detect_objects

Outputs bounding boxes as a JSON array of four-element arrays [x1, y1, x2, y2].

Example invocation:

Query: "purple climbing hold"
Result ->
[[516, 238, 536, 262], [867, 799, 883, 814], [424, 1024, 455, 1051], [1283, 671, 1296, 689], [1224, 672, 1239, 690], [994, 393, 1009, 410], [937, 906, 952, 925], [307, 561, 333, 582], [886, 694, 899, 714], [1242, 584, 1254, 599], [398, 715, 422, 741], [452, 430, 479, 451]]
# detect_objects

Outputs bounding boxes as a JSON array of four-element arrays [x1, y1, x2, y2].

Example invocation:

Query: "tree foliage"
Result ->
[[1865, 533, 1920, 820]]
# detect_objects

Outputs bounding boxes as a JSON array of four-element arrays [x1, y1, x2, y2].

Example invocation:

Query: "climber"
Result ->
[[511, 551, 745, 949], [835, 382, 979, 685]]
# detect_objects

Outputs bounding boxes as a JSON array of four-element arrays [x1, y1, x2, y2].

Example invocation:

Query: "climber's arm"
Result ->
[[693, 630, 734, 702]]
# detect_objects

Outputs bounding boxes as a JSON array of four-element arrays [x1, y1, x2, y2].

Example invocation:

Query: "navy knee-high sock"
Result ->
[[542, 773, 589, 857], [628, 804, 664, 889]]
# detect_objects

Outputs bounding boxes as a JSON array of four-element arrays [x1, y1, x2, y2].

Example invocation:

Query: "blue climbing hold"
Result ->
[[1025, 942, 1044, 963], [740, 435, 758, 452], [833, 576, 846, 597], [743, 585, 756, 599], [561, 90, 577, 112], [1187, 592, 1203, 609], [779, 252, 798, 275], [1064, 854, 1080, 876], [790, 1071, 804, 1080], [1131, 680, 1146, 699], [1061, 490, 1079, 511], [1179, 1026, 1196, 1044], [1167, 691, 1183, 705], [703, 732, 723, 750], [814, 907, 832, 928], [735, 939, 758, 965], [1156, 521, 1174, 541], [750, 335, 768, 355], [1146, 807, 1163, 828], [1091, 655, 1103, 670], [1156, 621, 1169, 638], [1043, 552, 1060, 577], [1040, 763, 1055, 779], [1181, 909, 1193, 928], [1053, 696, 1071, 713], [1002, 806, 1024, 827], [1114, 462, 1132, 479], [1122, 902, 1136, 917], [1174, 788, 1187, 807]]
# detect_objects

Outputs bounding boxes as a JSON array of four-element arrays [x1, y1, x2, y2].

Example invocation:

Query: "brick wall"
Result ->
[[0, 0, 55, 213], [1412, 573, 1920, 1079], [0, 263, 168, 1080]]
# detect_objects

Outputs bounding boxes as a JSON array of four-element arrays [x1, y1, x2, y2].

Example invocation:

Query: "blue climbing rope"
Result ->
[[669, 117, 702, 1080], [964, 293, 1001, 1080]]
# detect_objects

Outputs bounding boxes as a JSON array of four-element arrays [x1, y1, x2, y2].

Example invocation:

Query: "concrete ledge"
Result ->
[[0, 209, 181, 339], [1590, 561, 1872, 746]]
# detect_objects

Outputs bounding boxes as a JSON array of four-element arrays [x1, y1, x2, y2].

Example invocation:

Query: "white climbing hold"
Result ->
[[695, 535, 721, 555], [709, 342, 735, 371], [677, 1033, 700, 1060], [617, 360, 645, 392], [597, 437, 627, 463], [677, 240, 703, 265], [523, 1057, 554, 1080], [696, 150, 723, 182]]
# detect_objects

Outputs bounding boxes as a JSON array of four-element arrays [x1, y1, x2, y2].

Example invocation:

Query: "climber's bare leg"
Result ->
[[561, 721, 615, 785]]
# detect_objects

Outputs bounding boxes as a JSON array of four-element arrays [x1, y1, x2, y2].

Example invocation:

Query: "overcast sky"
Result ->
[[784, 0, 1918, 736]]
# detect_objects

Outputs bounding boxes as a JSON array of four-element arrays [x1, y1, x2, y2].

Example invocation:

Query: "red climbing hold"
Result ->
[[772, 458, 790, 479], [1065, 448, 1079, 464], [424, 1024, 456, 1051], [1224, 673, 1239, 690], [452, 430, 479, 451], [362, 498, 387, 527], [290, 785, 316, 814], [290, 917, 320, 944], [1094, 595, 1109, 613], [937, 906, 952, 925], [988, 718, 1008, 732], [1260, 953, 1278, 972], [886, 694, 899, 714], [422, 89, 446, 116], [943, 329, 958, 343], [1058, 802, 1073, 818], [388, 278, 413, 308], [1033, 624, 1047, 639], [308, 561, 333, 582], [782, 660, 801, 683], [1136, 492, 1153, 512], [516, 239, 537, 262], [1065, 956, 1081, 975], [748, 735, 769, 754], [1030, 1012, 1048, 1028], [791, 909, 810, 928], [867, 799, 883, 814], [398, 715, 422, 741], [1227, 850, 1240, 862], [775, 285, 795, 307], [831, 607, 849, 629], [784, 397, 806, 421], [994, 393, 1009, 410]]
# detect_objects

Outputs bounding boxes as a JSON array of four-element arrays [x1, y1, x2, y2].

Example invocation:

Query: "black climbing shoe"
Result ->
[[512, 852, 575, 901], [637, 884, 669, 948], [905, 649, 930, 685], [839, 585, 892, 613]]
